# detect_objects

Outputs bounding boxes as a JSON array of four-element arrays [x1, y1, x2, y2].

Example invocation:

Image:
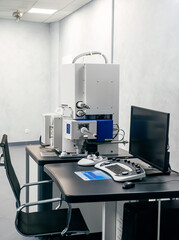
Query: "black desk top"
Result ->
[[26, 145, 132, 166], [44, 162, 179, 203]]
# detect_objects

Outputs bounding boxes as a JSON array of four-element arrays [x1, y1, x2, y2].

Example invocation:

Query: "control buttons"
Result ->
[[100, 161, 111, 167], [103, 161, 111, 165], [122, 171, 129, 175], [95, 158, 146, 182], [136, 169, 141, 174]]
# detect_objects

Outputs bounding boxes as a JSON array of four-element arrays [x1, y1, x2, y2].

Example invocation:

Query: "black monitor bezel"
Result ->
[[129, 106, 170, 173]]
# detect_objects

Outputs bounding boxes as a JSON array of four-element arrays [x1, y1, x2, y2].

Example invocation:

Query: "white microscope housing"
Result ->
[[41, 63, 119, 157]]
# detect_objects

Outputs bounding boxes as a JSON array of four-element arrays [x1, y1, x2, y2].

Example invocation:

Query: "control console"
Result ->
[[95, 158, 146, 182]]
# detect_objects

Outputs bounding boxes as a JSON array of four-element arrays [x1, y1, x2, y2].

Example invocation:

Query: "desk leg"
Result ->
[[26, 151, 29, 212], [157, 200, 161, 240], [38, 165, 53, 211], [102, 202, 116, 240], [26, 151, 53, 212]]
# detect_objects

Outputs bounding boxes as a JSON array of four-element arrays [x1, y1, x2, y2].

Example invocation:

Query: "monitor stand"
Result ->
[[131, 158, 170, 176], [144, 167, 171, 176], [144, 167, 164, 176]]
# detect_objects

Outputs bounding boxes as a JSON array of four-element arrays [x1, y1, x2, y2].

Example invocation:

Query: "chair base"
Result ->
[[17, 208, 89, 236], [65, 232, 102, 240], [49, 232, 102, 240]]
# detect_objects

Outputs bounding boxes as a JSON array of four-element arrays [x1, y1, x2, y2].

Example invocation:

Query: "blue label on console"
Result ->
[[66, 124, 70, 134], [75, 170, 111, 181]]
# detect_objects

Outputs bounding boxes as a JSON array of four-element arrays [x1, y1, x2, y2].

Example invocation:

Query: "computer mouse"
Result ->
[[122, 181, 135, 189], [77, 158, 95, 166]]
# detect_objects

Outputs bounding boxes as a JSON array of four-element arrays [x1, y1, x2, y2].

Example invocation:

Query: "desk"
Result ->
[[25, 145, 80, 210], [44, 162, 179, 240], [25, 145, 131, 210]]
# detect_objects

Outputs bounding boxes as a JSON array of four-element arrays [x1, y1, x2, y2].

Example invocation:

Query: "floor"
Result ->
[[0, 145, 102, 240]]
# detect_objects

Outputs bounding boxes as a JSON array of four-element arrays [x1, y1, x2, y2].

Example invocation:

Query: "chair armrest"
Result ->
[[20, 179, 53, 190], [17, 197, 62, 212]]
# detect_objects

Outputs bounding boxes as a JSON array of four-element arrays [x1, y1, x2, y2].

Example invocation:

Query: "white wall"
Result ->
[[58, 0, 179, 171], [49, 22, 61, 110], [114, 0, 179, 171], [0, 20, 51, 142], [0, 0, 178, 171], [58, 0, 112, 65]]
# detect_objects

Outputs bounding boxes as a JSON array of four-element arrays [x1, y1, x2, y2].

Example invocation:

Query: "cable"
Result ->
[[119, 129, 125, 142], [168, 165, 179, 175], [113, 124, 125, 142], [113, 123, 119, 139], [72, 51, 108, 64], [170, 170, 179, 175], [39, 136, 50, 148], [113, 124, 126, 141]]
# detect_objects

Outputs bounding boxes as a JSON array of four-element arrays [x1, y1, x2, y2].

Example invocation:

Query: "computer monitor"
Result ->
[[129, 106, 170, 173]]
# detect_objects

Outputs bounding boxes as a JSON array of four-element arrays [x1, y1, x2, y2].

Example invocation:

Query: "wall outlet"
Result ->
[[25, 129, 30, 134]]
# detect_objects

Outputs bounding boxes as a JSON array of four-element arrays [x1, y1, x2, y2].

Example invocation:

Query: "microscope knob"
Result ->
[[95, 152, 99, 157]]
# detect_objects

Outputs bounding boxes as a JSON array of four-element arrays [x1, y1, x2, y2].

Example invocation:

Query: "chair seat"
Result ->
[[17, 208, 89, 236]]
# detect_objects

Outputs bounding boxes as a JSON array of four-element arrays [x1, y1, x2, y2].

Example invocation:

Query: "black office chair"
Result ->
[[0, 134, 89, 239]]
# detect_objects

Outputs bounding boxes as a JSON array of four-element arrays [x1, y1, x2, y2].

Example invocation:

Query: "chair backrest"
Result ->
[[0, 134, 21, 207]]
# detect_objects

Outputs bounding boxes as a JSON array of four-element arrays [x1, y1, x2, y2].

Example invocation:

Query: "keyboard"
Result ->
[[95, 158, 146, 182]]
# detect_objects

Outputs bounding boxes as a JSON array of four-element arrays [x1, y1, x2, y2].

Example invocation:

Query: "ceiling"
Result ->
[[0, 0, 92, 23]]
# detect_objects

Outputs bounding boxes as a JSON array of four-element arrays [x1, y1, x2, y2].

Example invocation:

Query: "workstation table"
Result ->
[[25, 145, 131, 210], [44, 162, 179, 240], [44, 162, 179, 203], [25, 145, 80, 210]]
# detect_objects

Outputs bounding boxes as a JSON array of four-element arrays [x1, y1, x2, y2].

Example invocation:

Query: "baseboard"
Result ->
[[9, 140, 39, 146]]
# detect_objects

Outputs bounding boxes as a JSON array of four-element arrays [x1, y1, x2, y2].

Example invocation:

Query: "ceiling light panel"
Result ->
[[28, 8, 57, 14], [22, 13, 50, 22], [0, 0, 93, 23]]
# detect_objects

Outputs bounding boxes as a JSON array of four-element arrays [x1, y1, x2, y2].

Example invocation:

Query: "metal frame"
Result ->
[[15, 196, 73, 237], [16, 179, 74, 237], [0, 153, 78, 238]]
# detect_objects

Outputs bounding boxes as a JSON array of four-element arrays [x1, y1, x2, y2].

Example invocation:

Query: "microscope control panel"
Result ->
[[95, 158, 146, 182]]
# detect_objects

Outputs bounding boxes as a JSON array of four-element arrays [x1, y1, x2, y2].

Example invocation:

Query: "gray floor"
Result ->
[[0, 145, 36, 240]]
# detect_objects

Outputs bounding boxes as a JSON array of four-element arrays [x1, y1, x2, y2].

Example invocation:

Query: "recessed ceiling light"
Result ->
[[28, 8, 57, 14]]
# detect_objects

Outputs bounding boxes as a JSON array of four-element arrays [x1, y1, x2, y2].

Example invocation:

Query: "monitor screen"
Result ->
[[129, 106, 170, 173]]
